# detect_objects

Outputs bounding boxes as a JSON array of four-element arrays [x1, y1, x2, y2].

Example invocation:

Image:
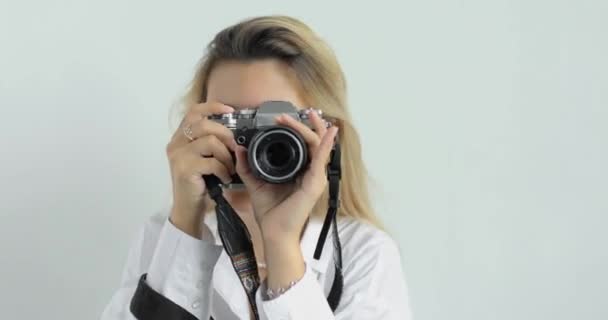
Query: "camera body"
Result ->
[[208, 100, 331, 188]]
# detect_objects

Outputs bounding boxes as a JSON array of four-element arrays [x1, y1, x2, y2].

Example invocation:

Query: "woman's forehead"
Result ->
[[206, 59, 307, 110]]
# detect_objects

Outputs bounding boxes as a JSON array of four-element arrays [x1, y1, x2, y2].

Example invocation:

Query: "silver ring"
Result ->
[[183, 124, 194, 141]]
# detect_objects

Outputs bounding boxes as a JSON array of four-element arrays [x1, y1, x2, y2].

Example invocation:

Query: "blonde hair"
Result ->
[[177, 15, 383, 229]]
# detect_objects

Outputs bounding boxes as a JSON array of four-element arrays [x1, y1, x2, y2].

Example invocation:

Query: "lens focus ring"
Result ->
[[248, 127, 307, 184]]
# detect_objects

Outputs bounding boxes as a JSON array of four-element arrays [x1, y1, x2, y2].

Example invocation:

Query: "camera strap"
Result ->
[[203, 143, 343, 320], [313, 142, 343, 311]]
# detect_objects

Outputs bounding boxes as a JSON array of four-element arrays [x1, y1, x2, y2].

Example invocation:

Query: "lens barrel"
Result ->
[[247, 126, 308, 184]]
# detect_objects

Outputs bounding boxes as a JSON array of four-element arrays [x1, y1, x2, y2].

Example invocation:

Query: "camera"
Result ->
[[208, 100, 331, 187]]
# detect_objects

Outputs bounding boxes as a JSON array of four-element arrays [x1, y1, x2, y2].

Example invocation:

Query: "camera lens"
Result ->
[[264, 141, 293, 169], [248, 127, 307, 183]]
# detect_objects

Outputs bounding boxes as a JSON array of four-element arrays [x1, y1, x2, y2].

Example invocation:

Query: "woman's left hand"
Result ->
[[234, 110, 339, 244]]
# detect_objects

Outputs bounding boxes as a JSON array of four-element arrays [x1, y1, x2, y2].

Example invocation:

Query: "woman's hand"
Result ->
[[166, 102, 237, 238], [234, 110, 339, 243], [234, 110, 339, 291]]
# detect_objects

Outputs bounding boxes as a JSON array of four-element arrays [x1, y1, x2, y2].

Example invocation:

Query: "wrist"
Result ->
[[260, 226, 299, 245], [263, 239, 305, 291], [169, 207, 204, 239], [264, 261, 306, 300], [259, 215, 308, 244]]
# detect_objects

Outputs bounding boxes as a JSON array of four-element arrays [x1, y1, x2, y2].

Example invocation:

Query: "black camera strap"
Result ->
[[313, 142, 343, 312]]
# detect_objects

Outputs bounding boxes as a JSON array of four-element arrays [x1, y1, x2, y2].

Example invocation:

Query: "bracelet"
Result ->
[[266, 280, 298, 300], [265, 264, 306, 300]]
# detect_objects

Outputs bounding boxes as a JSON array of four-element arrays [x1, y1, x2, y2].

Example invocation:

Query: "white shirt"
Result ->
[[101, 210, 413, 320]]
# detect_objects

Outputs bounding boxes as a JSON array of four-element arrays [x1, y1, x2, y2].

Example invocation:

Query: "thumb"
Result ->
[[234, 145, 258, 186]]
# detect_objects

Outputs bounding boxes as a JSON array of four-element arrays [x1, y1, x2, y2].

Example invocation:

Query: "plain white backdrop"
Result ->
[[1, 0, 606, 319]]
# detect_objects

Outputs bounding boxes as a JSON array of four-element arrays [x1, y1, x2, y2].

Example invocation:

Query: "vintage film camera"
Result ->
[[208, 100, 333, 187]]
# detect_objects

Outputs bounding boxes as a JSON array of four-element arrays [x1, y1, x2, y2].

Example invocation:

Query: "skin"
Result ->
[[165, 59, 339, 297]]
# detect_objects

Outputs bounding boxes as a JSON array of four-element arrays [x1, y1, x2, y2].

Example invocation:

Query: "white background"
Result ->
[[1, 0, 606, 319]]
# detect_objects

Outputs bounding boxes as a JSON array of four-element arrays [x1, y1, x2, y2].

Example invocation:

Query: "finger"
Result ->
[[234, 145, 259, 187], [275, 113, 321, 149], [189, 118, 236, 150], [169, 119, 193, 149], [177, 102, 234, 132], [309, 126, 339, 177], [171, 103, 235, 149], [308, 110, 327, 138], [185, 101, 235, 119], [191, 157, 232, 184], [234, 145, 249, 174], [188, 135, 235, 174]]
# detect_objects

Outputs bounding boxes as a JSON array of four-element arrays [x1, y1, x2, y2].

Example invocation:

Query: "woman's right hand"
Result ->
[[165, 101, 237, 238]]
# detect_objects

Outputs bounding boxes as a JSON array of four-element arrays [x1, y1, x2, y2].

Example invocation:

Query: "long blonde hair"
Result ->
[[177, 15, 383, 229]]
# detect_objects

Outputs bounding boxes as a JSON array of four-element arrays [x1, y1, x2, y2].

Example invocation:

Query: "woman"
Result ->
[[102, 15, 412, 320]]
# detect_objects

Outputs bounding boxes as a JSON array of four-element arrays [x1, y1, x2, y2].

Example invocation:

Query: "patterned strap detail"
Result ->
[[208, 174, 261, 320]]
